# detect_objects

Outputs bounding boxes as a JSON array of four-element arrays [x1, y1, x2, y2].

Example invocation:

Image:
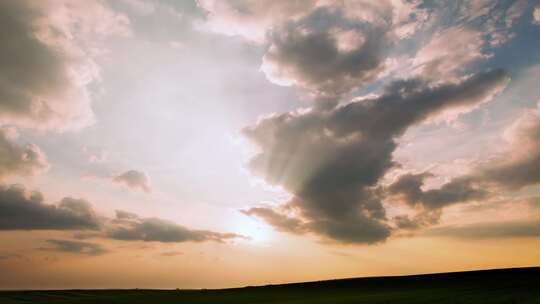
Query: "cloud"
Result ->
[[413, 26, 488, 79], [535, 6, 540, 24], [387, 173, 486, 209], [425, 219, 540, 239], [387, 101, 540, 233], [241, 207, 307, 234], [389, 102, 540, 232], [117, 0, 156, 16], [0, 183, 245, 245], [198, 0, 429, 42], [393, 210, 441, 230], [0, 128, 49, 179], [504, 0, 527, 27], [112, 170, 151, 193], [201, 1, 431, 107], [107, 210, 244, 243], [476, 103, 540, 190], [41, 239, 107, 256], [243, 69, 509, 244], [0, 0, 129, 131], [197, 0, 318, 42], [0, 185, 101, 230], [386, 173, 485, 231], [261, 7, 389, 105]]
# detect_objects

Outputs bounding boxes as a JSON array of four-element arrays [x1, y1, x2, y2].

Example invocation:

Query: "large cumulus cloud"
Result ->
[[0, 0, 129, 131], [243, 69, 509, 244]]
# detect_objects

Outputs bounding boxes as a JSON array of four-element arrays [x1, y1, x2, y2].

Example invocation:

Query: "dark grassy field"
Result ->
[[2, 267, 539, 303]]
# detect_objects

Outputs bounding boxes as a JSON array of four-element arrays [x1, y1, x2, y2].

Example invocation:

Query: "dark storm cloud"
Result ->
[[112, 170, 151, 193], [0, 185, 101, 231], [425, 219, 540, 239], [0, 128, 49, 179], [41, 239, 108, 256], [387, 173, 487, 209], [243, 69, 509, 244], [262, 7, 389, 105], [107, 210, 244, 243]]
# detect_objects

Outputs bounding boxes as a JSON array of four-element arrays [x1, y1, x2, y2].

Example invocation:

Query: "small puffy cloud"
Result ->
[[0, 0, 129, 131], [535, 6, 540, 24], [243, 69, 508, 244], [0, 185, 101, 231], [0, 128, 49, 179], [41, 239, 107, 256], [112, 170, 151, 193], [107, 210, 244, 243]]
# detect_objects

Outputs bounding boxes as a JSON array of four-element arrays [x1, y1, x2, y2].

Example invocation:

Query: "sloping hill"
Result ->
[[2, 267, 539, 303]]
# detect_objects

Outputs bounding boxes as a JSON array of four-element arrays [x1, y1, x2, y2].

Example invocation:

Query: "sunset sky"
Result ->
[[1, 0, 540, 290]]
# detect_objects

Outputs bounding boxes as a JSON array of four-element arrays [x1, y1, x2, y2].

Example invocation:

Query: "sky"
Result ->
[[0, 0, 540, 290]]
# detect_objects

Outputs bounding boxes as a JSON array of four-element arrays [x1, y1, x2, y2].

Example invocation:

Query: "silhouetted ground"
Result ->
[[2, 267, 539, 303]]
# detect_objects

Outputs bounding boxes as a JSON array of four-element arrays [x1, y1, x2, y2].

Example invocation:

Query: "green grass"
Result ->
[[2, 267, 539, 303]]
